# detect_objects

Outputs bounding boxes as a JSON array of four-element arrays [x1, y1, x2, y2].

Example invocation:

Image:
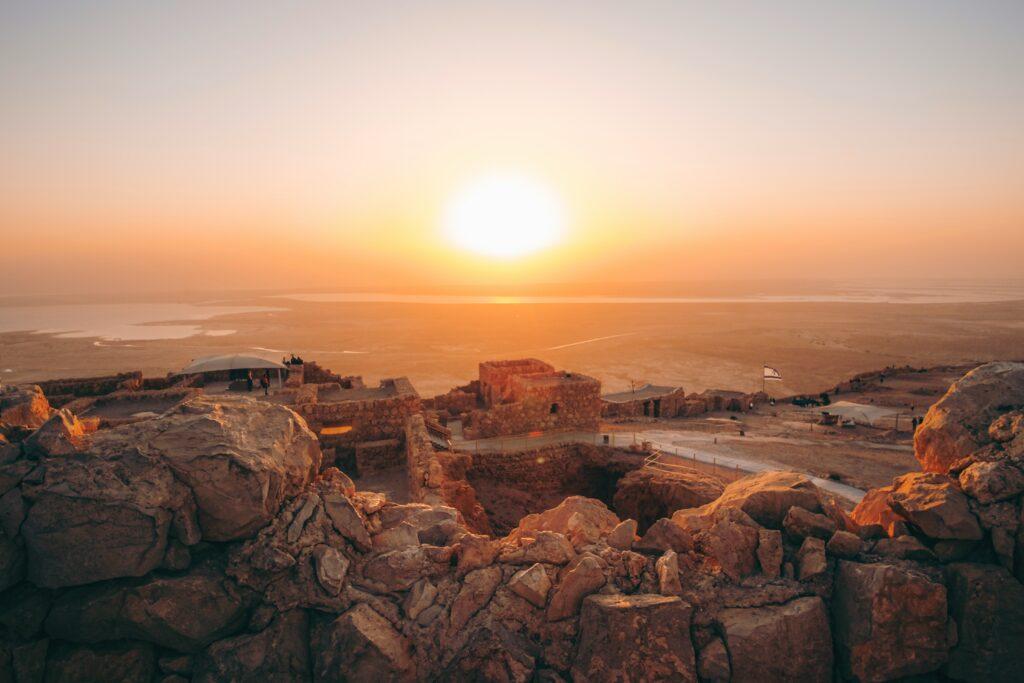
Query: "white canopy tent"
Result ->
[[178, 354, 289, 388]]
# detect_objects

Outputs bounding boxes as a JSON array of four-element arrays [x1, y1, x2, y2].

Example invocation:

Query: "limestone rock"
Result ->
[[373, 521, 420, 551], [313, 603, 415, 682], [547, 555, 606, 621], [655, 550, 683, 595], [826, 530, 863, 559], [194, 609, 309, 682], [43, 641, 156, 683], [22, 408, 87, 457], [455, 533, 499, 576], [508, 563, 552, 608], [363, 546, 445, 592], [450, 565, 502, 630], [796, 537, 827, 581], [696, 637, 730, 683], [512, 496, 620, 547], [572, 594, 697, 682], [914, 361, 1024, 473], [959, 459, 1024, 503], [404, 579, 438, 620], [782, 505, 836, 542], [322, 491, 372, 551], [850, 485, 908, 538], [98, 395, 322, 541], [606, 518, 637, 550], [719, 597, 832, 682], [945, 562, 1024, 682], [45, 562, 253, 653], [888, 472, 982, 540], [312, 544, 349, 595], [702, 471, 825, 528], [635, 518, 693, 554], [20, 448, 187, 588], [0, 527, 24, 592], [756, 528, 782, 578], [612, 468, 723, 531], [872, 535, 936, 561], [694, 508, 759, 582], [0, 384, 50, 429], [833, 560, 951, 681], [499, 530, 576, 565]]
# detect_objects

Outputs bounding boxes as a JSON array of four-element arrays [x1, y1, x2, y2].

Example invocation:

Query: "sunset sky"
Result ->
[[2, 1, 1022, 295]]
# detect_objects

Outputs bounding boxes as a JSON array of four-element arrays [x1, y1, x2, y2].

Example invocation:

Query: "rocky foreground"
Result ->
[[1, 363, 1023, 681]]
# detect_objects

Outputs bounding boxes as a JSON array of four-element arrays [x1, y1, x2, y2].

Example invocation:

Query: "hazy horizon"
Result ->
[[3, 1, 1024, 296]]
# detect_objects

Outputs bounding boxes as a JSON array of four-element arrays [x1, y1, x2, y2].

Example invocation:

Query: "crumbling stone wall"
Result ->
[[464, 371, 601, 439], [300, 362, 363, 388], [602, 388, 689, 419], [34, 372, 143, 407], [466, 443, 643, 534], [294, 378, 421, 445], [425, 384, 479, 416], [479, 359, 554, 407]]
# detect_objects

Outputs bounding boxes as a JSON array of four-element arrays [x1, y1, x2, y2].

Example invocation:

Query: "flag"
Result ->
[[763, 366, 782, 381]]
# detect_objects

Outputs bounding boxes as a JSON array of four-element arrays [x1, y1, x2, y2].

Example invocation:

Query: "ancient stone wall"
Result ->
[[602, 388, 689, 419], [479, 359, 554, 407], [464, 372, 601, 439], [425, 385, 478, 416], [294, 379, 422, 446], [34, 372, 143, 407], [300, 362, 363, 388]]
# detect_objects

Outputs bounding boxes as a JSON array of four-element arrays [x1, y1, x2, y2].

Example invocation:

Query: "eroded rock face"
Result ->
[[510, 496, 620, 548], [313, 603, 414, 682], [572, 594, 696, 682], [20, 449, 188, 588], [45, 561, 254, 652], [194, 609, 309, 682], [0, 385, 50, 429], [850, 485, 907, 538], [915, 361, 1024, 473], [98, 395, 322, 541], [888, 472, 982, 540], [832, 560, 952, 681], [719, 597, 832, 682], [612, 468, 723, 531], [945, 562, 1024, 682], [701, 471, 826, 528]]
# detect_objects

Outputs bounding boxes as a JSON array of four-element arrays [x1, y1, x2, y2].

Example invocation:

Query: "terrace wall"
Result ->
[[601, 388, 689, 419], [294, 378, 421, 445], [479, 359, 554, 407]]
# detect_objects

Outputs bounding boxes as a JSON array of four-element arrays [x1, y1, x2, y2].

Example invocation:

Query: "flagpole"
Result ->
[[762, 362, 765, 394]]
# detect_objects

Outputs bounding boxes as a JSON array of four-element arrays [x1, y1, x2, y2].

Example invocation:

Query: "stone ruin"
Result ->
[[429, 359, 602, 440], [0, 362, 1022, 680]]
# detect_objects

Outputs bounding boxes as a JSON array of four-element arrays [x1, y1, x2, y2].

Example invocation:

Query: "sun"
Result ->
[[443, 172, 566, 258]]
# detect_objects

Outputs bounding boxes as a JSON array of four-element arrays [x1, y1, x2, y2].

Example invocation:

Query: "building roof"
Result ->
[[601, 384, 681, 403], [178, 354, 287, 374]]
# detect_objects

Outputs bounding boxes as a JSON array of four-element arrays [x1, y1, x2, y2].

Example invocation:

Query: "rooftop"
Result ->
[[601, 384, 681, 403]]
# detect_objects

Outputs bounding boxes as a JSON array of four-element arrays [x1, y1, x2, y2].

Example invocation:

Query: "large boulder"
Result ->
[[958, 458, 1024, 504], [0, 384, 50, 429], [194, 609, 309, 682], [20, 449, 190, 588], [44, 562, 254, 652], [43, 641, 156, 683], [546, 555, 606, 621], [510, 496, 620, 548], [945, 562, 1024, 682], [888, 472, 983, 540], [612, 468, 723, 531], [832, 560, 952, 681], [719, 597, 832, 682], [700, 471, 826, 528], [92, 395, 321, 541], [915, 362, 1024, 473], [312, 603, 415, 682], [572, 594, 697, 682], [850, 486, 907, 538]]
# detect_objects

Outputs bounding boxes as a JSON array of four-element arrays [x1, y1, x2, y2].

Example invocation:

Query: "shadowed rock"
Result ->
[[572, 594, 696, 682]]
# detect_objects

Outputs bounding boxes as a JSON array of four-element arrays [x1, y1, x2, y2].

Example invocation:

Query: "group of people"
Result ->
[[244, 369, 272, 396], [283, 354, 304, 366]]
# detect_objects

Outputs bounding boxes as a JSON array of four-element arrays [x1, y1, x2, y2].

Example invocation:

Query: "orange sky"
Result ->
[[2, 2, 1023, 295]]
